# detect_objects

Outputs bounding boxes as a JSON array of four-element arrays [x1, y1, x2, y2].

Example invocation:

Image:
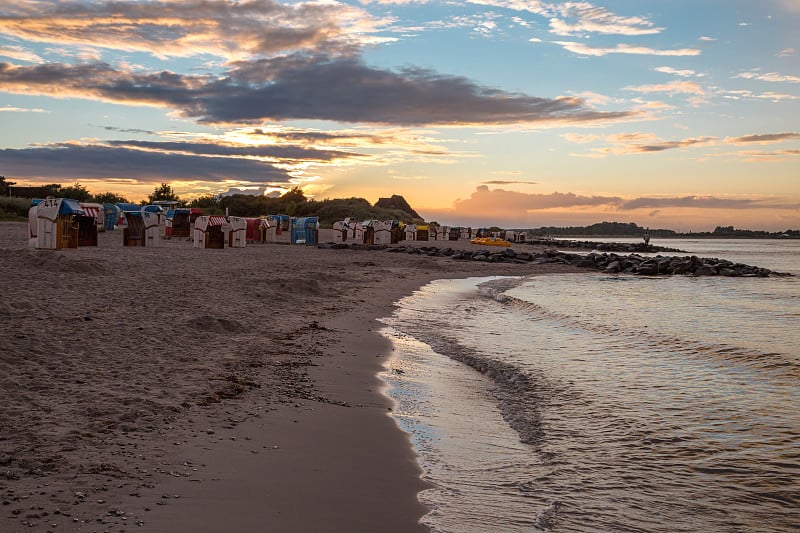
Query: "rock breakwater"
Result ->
[[317, 242, 790, 277], [521, 238, 685, 254]]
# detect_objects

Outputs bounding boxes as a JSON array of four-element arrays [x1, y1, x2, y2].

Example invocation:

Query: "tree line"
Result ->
[[528, 221, 798, 239], [0, 179, 425, 226], [5, 178, 794, 236]]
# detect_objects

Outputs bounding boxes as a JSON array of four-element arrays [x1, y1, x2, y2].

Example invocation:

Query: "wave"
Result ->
[[475, 276, 800, 382], [385, 275, 800, 532], [405, 329, 551, 451]]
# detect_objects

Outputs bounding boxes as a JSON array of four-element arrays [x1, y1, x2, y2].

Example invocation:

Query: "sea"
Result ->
[[378, 239, 800, 532]]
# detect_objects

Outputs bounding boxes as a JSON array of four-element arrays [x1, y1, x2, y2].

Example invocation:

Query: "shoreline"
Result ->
[[0, 222, 577, 531], [133, 277, 439, 532]]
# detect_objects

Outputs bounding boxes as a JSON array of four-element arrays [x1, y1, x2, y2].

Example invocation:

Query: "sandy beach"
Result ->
[[0, 221, 576, 532]]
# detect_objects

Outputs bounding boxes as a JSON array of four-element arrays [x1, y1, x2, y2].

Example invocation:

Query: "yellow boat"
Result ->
[[470, 237, 511, 247]]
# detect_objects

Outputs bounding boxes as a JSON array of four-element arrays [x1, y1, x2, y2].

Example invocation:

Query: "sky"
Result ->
[[1, 0, 799, 231]]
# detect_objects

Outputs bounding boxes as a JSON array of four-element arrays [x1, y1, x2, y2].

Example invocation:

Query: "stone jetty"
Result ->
[[520, 237, 685, 254], [317, 242, 790, 277]]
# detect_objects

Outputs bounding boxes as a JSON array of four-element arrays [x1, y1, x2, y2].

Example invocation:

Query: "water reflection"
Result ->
[[382, 269, 800, 532]]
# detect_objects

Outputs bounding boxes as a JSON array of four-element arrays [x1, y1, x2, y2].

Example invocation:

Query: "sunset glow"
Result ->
[[1, 1, 798, 230]]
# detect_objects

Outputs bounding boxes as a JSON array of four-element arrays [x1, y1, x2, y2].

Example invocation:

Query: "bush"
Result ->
[[0, 196, 33, 221], [310, 198, 422, 227]]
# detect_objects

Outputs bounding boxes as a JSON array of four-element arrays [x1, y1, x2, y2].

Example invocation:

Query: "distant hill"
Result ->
[[529, 221, 676, 238], [374, 195, 421, 219], [526, 221, 798, 239]]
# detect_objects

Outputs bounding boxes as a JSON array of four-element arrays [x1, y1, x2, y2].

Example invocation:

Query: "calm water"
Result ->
[[379, 239, 800, 532]]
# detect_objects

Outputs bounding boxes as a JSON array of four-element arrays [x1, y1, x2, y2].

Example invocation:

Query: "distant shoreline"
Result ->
[[544, 234, 799, 240]]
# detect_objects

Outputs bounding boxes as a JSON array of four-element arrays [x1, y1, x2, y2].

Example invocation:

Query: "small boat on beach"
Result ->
[[470, 237, 511, 247]]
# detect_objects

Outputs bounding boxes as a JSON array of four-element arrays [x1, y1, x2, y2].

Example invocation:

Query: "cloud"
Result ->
[[0, 105, 46, 113], [221, 125, 471, 169], [104, 139, 361, 163], [423, 12, 504, 35], [739, 149, 800, 162], [629, 137, 716, 152], [511, 17, 532, 28], [547, 9, 661, 37], [448, 186, 799, 216], [360, 0, 430, 4], [571, 91, 614, 106], [465, 0, 549, 17], [0, 0, 389, 61], [102, 126, 159, 135], [0, 57, 638, 126], [391, 174, 429, 181], [0, 45, 43, 64], [725, 132, 800, 144], [734, 70, 800, 83], [0, 1, 644, 129], [0, 142, 295, 183], [562, 131, 718, 156], [552, 41, 700, 57], [630, 99, 676, 111], [480, 180, 538, 185], [625, 80, 706, 96], [0, 122, 484, 197], [722, 89, 799, 102], [452, 185, 624, 214], [468, 0, 661, 36], [421, 187, 800, 230], [562, 132, 602, 144], [245, 126, 399, 147], [653, 66, 704, 77], [619, 196, 799, 210], [218, 56, 636, 125]]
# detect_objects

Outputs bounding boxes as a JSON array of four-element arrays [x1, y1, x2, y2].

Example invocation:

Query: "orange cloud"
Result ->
[[625, 80, 706, 96], [0, 1, 390, 61], [420, 186, 800, 231], [562, 131, 718, 156]]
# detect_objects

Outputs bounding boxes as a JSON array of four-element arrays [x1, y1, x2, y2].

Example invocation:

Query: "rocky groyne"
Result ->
[[317, 242, 790, 277], [520, 237, 685, 254]]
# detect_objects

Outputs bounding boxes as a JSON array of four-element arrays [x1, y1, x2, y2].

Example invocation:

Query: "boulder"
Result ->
[[694, 264, 717, 276], [636, 261, 659, 275]]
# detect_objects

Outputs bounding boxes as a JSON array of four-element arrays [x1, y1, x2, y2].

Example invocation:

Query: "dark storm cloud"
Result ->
[[0, 57, 638, 126], [0, 144, 292, 182], [207, 56, 638, 125]]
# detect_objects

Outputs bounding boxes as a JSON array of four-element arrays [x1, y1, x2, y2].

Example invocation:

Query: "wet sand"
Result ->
[[0, 222, 575, 531]]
